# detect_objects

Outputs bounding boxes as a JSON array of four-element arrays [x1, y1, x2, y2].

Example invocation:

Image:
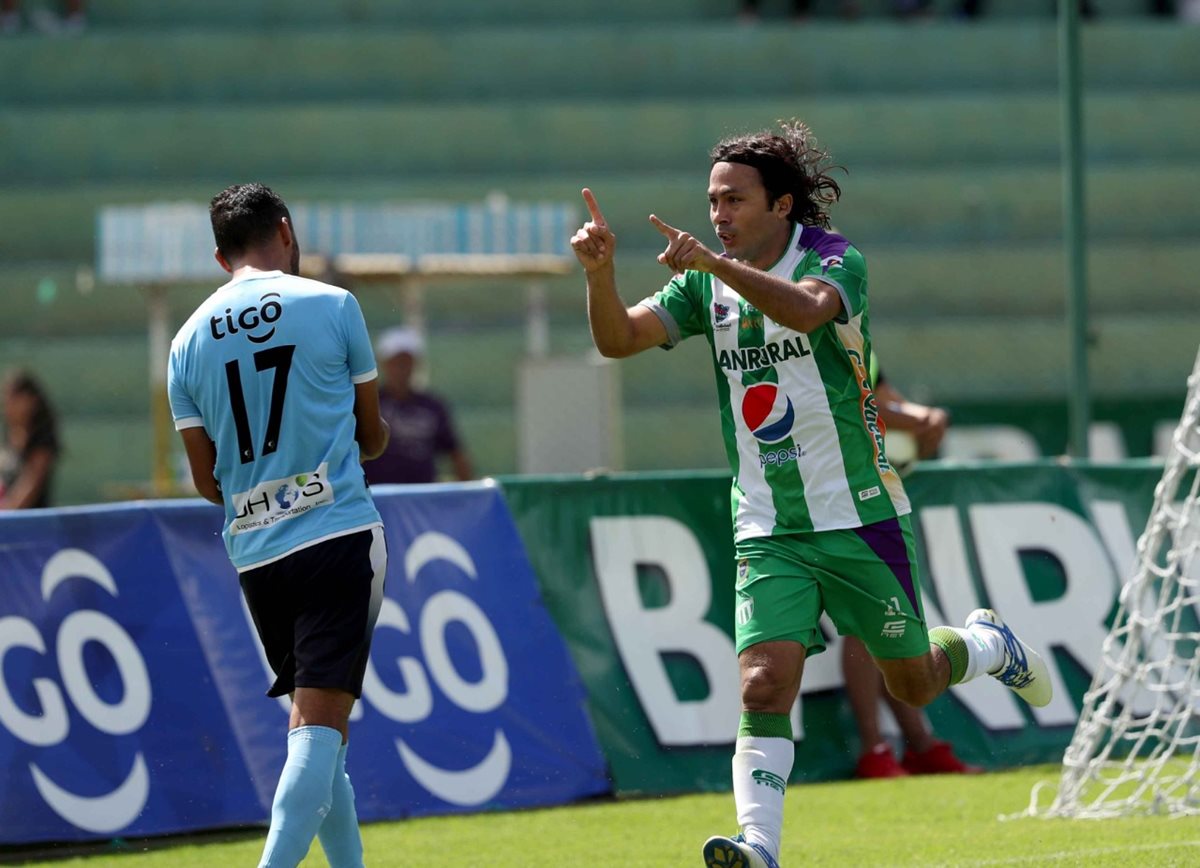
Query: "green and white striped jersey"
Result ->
[[640, 222, 909, 540]]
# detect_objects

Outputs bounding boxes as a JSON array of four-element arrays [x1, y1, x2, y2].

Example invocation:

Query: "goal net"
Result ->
[[1026, 348, 1200, 819]]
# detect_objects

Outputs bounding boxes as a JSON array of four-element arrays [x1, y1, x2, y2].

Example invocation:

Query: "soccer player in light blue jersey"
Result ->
[[168, 183, 389, 868], [571, 121, 1053, 868]]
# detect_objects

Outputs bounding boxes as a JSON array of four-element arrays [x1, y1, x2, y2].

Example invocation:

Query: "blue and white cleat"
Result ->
[[702, 834, 780, 868], [965, 608, 1053, 707]]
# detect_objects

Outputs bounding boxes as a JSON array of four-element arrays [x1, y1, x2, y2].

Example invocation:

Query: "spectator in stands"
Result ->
[[739, 0, 858, 20], [959, 1, 1097, 18], [739, 0, 935, 20], [0, 0, 86, 34], [843, 359, 974, 777], [0, 370, 60, 509], [363, 326, 473, 485], [874, 366, 950, 464]]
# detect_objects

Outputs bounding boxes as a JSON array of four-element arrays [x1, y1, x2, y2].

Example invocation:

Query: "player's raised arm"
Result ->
[[571, 188, 667, 359], [570, 188, 616, 274]]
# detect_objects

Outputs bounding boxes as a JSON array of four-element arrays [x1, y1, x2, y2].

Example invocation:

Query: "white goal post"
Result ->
[[1025, 348, 1200, 819]]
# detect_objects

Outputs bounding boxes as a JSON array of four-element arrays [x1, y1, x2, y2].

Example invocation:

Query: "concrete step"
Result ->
[[5, 91, 1198, 185], [88, 0, 723, 27], [19, 306, 1195, 506], [2, 238, 1190, 340], [4, 23, 1196, 105], [2, 162, 1196, 263], [80, 0, 1161, 27]]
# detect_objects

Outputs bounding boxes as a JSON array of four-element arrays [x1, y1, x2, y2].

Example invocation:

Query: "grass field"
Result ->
[[11, 765, 1200, 867]]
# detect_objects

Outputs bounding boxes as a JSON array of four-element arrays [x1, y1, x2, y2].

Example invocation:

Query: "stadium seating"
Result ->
[[0, 8, 1195, 502]]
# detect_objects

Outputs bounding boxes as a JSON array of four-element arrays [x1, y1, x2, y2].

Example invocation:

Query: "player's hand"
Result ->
[[570, 188, 617, 273], [649, 215, 720, 275], [915, 406, 950, 458]]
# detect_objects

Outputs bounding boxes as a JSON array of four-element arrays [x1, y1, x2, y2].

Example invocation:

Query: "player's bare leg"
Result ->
[[845, 637, 978, 775], [875, 613, 1053, 711], [874, 648, 949, 708], [704, 641, 801, 868]]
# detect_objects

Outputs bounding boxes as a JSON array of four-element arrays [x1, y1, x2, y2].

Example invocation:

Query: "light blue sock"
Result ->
[[259, 725, 342, 868], [317, 743, 364, 868]]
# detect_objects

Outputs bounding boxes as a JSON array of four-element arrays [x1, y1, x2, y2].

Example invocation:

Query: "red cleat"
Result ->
[[901, 740, 983, 775], [854, 743, 909, 779]]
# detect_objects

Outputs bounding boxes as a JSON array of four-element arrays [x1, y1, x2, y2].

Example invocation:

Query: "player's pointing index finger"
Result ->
[[581, 188, 607, 226], [648, 214, 680, 239]]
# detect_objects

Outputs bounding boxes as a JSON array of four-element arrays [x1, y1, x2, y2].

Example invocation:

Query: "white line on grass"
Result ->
[[945, 839, 1200, 866]]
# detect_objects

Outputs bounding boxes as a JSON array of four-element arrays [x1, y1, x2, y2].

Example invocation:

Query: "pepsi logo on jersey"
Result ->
[[742, 382, 795, 444]]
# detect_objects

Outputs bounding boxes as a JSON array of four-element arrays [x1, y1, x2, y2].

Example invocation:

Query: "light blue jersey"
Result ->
[[168, 270, 382, 571]]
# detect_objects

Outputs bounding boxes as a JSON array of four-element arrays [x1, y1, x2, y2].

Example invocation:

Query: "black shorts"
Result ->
[[239, 526, 387, 698]]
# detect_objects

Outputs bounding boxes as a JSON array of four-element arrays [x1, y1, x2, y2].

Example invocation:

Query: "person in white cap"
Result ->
[[364, 326, 473, 485]]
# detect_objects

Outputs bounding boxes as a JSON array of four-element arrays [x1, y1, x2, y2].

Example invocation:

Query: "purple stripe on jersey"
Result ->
[[853, 517, 920, 615], [797, 224, 851, 261]]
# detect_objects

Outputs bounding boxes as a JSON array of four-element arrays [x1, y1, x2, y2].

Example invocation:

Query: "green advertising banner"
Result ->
[[937, 397, 1183, 460], [499, 461, 1176, 797]]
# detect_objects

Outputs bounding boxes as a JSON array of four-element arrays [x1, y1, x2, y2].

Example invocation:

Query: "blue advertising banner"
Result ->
[[0, 504, 262, 843], [0, 484, 608, 844]]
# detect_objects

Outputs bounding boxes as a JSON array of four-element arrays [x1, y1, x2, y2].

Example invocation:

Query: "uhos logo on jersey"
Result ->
[[229, 464, 333, 535], [741, 383, 795, 444]]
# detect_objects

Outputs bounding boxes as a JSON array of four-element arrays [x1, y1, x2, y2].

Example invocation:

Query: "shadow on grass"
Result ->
[[0, 826, 265, 866]]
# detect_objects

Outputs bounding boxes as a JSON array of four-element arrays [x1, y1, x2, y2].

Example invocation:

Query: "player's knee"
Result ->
[[740, 664, 794, 712], [885, 677, 938, 708]]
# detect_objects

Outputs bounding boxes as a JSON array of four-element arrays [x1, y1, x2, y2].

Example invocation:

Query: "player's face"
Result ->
[[708, 161, 792, 269]]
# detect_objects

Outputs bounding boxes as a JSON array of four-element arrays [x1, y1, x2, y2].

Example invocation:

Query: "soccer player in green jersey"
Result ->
[[570, 119, 1053, 868]]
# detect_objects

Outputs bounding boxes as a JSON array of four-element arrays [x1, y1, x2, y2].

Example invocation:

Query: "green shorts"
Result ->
[[733, 514, 929, 660]]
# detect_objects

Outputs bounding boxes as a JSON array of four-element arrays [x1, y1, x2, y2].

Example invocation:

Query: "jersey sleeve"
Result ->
[[802, 244, 867, 324], [638, 272, 706, 349], [166, 339, 204, 431], [341, 291, 378, 384]]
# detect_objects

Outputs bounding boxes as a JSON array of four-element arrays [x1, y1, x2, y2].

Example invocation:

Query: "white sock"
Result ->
[[732, 736, 793, 860], [945, 625, 1005, 682]]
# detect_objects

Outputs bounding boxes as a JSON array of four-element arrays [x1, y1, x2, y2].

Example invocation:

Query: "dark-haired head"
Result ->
[[209, 183, 300, 274], [3, 369, 58, 450], [710, 119, 843, 228]]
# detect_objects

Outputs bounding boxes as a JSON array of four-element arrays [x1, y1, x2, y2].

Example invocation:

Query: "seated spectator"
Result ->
[[739, 0, 934, 21], [874, 367, 950, 463], [739, 0, 861, 22], [0, 370, 61, 509], [959, 1, 1096, 18], [363, 327, 473, 485], [1, 0, 85, 34]]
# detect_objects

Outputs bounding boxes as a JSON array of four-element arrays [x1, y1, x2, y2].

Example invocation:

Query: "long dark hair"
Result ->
[[4, 369, 59, 454], [710, 118, 844, 228]]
